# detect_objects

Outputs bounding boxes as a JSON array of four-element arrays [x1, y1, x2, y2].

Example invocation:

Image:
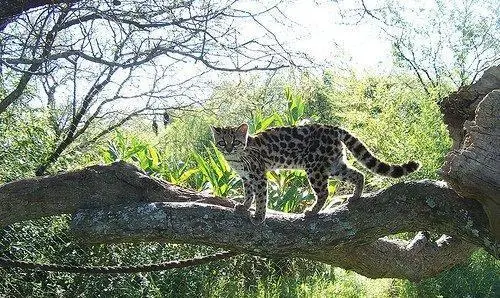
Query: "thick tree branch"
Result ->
[[0, 0, 79, 31], [0, 162, 232, 227], [73, 200, 479, 281], [0, 161, 497, 280], [439, 65, 500, 149]]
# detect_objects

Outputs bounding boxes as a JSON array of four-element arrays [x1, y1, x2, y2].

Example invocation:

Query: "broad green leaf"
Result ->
[[178, 168, 199, 182], [148, 145, 159, 167]]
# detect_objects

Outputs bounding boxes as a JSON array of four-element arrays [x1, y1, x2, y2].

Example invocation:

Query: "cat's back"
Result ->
[[253, 124, 338, 142]]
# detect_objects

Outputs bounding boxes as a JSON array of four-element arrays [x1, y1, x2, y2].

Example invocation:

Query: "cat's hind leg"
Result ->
[[331, 162, 365, 202], [304, 167, 330, 217]]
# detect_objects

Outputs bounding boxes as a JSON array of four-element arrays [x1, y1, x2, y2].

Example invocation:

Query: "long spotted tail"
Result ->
[[338, 128, 420, 178]]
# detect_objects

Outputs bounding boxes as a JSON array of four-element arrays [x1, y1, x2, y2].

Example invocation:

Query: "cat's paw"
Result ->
[[345, 195, 360, 204], [303, 209, 319, 218], [250, 215, 265, 225], [234, 204, 250, 215]]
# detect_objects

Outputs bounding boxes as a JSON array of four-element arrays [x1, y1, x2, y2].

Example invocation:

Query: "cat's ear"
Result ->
[[237, 123, 249, 135], [210, 126, 220, 134]]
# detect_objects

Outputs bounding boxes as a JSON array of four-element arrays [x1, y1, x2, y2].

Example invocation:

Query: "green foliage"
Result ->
[[245, 88, 318, 212], [99, 131, 161, 174], [160, 159, 201, 188], [159, 111, 215, 162], [248, 110, 277, 134], [192, 146, 240, 197], [391, 250, 499, 297], [248, 86, 308, 133], [282, 87, 307, 126], [99, 130, 239, 196], [206, 75, 291, 126], [0, 107, 56, 182], [266, 170, 315, 213], [306, 73, 451, 190]]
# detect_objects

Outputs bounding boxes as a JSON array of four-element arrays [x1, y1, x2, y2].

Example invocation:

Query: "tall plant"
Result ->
[[192, 145, 240, 197]]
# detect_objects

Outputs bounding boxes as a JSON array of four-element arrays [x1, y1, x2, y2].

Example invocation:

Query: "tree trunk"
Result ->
[[439, 65, 500, 240]]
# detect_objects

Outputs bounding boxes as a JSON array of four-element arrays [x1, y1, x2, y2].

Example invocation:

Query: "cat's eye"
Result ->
[[233, 140, 243, 145], [217, 140, 226, 147]]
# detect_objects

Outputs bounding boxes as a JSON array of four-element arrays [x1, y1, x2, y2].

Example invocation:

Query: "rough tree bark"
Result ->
[[439, 65, 500, 240], [0, 67, 499, 281]]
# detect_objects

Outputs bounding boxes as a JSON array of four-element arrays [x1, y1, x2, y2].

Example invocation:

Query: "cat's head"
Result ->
[[211, 123, 248, 155]]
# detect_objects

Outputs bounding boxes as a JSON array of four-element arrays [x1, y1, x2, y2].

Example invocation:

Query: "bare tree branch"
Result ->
[[1, 0, 302, 176], [35, 66, 117, 176], [0, 6, 70, 114], [343, 0, 500, 92]]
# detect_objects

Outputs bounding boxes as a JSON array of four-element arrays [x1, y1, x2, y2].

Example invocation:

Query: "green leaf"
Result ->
[[148, 145, 160, 167], [258, 114, 276, 131], [178, 168, 199, 183]]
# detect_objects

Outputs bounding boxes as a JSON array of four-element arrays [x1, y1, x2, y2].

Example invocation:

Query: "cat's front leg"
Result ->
[[250, 175, 267, 225], [234, 177, 253, 215]]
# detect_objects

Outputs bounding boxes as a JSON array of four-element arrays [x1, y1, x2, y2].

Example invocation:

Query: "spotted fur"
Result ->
[[211, 123, 420, 224]]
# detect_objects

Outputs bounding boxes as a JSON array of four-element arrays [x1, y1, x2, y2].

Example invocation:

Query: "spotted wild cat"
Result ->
[[211, 123, 420, 224]]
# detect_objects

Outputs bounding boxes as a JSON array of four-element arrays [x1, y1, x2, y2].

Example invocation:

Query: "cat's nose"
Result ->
[[226, 145, 234, 153]]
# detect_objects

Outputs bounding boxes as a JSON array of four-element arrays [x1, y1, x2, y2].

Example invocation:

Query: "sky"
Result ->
[[119, 0, 398, 109], [284, 0, 393, 72], [11, 0, 498, 112]]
